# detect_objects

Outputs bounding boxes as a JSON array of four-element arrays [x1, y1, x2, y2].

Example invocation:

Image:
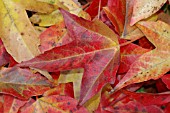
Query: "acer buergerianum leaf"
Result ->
[[111, 21, 170, 92], [0, 67, 50, 99], [130, 0, 167, 25], [18, 9, 119, 105], [22, 95, 89, 113], [0, 0, 40, 62]]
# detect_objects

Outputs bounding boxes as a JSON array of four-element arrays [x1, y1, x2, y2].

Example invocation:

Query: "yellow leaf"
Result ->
[[58, 69, 84, 100], [31, 68, 54, 82], [13, 0, 58, 13], [83, 91, 101, 113], [30, 10, 63, 27], [0, 0, 40, 62]]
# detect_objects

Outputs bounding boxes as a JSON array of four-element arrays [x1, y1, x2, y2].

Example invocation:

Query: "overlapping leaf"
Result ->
[[118, 40, 150, 74], [161, 74, 170, 90], [58, 69, 84, 100], [85, 0, 108, 19], [2, 95, 28, 113], [112, 21, 170, 92], [130, 0, 167, 25], [104, 0, 126, 35], [0, 67, 50, 99], [123, 90, 170, 106], [13, 0, 58, 13], [106, 101, 163, 113], [0, 40, 10, 67], [0, 0, 40, 62], [18, 9, 119, 105], [22, 95, 88, 113]]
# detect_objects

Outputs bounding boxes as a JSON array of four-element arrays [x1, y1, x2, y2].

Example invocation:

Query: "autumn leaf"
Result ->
[[85, 0, 108, 19], [161, 74, 170, 90], [2, 95, 28, 113], [158, 12, 170, 25], [13, 0, 59, 13], [18, 9, 119, 105], [22, 95, 89, 113], [106, 0, 126, 34], [18, 98, 35, 113], [58, 69, 84, 100], [112, 21, 170, 92], [123, 90, 170, 106], [0, 0, 170, 112], [0, 67, 50, 99], [0, 0, 40, 62], [130, 0, 167, 25], [118, 40, 150, 74], [106, 101, 164, 113], [0, 40, 10, 67], [43, 83, 74, 98]]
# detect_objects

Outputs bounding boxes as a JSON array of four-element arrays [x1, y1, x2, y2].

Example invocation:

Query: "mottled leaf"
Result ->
[[3, 95, 27, 113], [22, 95, 89, 113], [130, 0, 167, 25], [122, 0, 144, 39], [43, 83, 74, 98], [123, 90, 170, 106], [106, 101, 164, 113], [39, 24, 67, 53], [18, 10, 119, 105], [112, 21, 170, 92], [0, 0, 40, 62], [0, 67, 50, 99], [18, 98, 35, 113], [118, 40, 150, 74]]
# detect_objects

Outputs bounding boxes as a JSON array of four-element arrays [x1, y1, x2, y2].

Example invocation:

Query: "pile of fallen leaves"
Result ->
[[0, 0, 170, 112]]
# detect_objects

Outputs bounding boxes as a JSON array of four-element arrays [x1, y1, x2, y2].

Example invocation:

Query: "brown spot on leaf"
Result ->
[[21, 32, 24, 35]]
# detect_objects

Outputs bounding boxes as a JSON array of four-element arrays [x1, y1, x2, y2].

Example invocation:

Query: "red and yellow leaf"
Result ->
[[0, 67, 50, 99], [130, 0, 167, 25], [112, 21, 170, 92], [0, 0, 40, 62], [18, 10, 119, 105], [22, 95, 88, 113]]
